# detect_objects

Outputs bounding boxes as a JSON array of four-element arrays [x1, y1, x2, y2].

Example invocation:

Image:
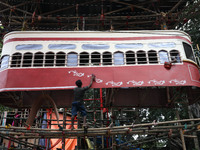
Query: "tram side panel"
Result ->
[[0, 31, 199, 108]]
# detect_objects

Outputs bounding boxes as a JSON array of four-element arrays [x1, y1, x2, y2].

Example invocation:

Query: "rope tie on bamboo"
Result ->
[[126, 128, 132, 134], [168, 129, 172, 138], [26, 125, 30, 130], [106, 129, 111, 136], [197, 125, 200, 130], [48, 108, 53, 115]]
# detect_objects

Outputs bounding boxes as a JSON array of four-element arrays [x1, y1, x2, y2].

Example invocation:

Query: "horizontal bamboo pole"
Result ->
[[1, 118, 200, 132]]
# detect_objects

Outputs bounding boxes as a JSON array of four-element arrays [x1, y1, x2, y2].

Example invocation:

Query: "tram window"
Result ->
[[115, 43, 143, 49], [103, 52, 112, 65], [1, 55, 10, 69], [114, 51, 124, 65], [34, 52, 44, 67], [11, 53, 22, 67], [56, 52, 66, 66], [148, 42, 176, 48], [137, 51, 147, 64], [91, 52, 101, 65], [159, 50, 169, 64], [82, 44, 109, 50], [148, 50, 158, 64], [45, 52, 54, 67], [67, 52, 78, 66], [48, 44, 76, 50], [170, 50, 181, 63], [183, 42, 195, 62], [126, 51, 135, 65], [16, 44, 43, 50], [22, 52, 33, 67], [196, 57, 200, 66], [80, 52, 89, 66]]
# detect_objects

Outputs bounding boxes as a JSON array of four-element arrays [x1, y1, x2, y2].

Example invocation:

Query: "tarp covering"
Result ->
[[47, 112, 77, 150]]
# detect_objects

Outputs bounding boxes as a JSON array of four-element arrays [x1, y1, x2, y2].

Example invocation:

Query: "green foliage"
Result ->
[[0, 104, 12, 112], [177, 0, 200, 46]]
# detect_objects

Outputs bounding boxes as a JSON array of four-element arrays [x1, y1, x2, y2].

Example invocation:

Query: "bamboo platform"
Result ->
[[0, 117, 200, 139]]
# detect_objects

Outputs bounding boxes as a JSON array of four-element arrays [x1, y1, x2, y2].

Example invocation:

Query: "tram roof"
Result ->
[[3, 30, 191, 42]]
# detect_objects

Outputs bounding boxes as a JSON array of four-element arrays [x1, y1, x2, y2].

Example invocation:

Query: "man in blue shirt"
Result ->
[[71, 74, 95, 130]]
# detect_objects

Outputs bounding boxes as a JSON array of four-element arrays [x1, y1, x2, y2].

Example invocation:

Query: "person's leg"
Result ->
[[83, 115, 87, 127], [78, 102, 87, 127], [71, 115, 75, 130]]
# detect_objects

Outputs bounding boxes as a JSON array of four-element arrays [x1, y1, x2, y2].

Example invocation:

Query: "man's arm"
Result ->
[[88, 74, 95, 88]]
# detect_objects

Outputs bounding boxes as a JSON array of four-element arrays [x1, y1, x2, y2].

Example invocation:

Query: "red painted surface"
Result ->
[[0, 62, 199, 92]]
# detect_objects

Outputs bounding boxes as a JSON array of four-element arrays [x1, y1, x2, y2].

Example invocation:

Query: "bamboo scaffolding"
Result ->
[[0, 134, 45, 149], [0, 120, 199, 139], [1, 107, 200, 149], [1, 117, 200, 131]]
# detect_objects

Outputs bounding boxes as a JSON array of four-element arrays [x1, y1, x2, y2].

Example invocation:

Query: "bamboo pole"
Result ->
[[188, 105, 200, 150], [100, 88, 104, 149], [176, 110, 186, 150], [2, 123, 199, 138], [62, 108, 66, 150], [1, 117, 200, 131]]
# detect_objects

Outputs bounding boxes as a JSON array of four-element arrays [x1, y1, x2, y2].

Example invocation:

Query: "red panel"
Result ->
[[0, 62, 199, 92]]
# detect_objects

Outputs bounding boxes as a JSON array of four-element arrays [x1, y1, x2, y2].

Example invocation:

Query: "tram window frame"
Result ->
[[115, 43, 143, 49], [137, 50, 147, 64], [34, 52, 44, 67], [91, 52, 101, 66], [22, 52, 33, 67], [48, 44, 76, 50], [148, 50, 158, 64], [114, 51, 124, 65], [158, 50, 169, 64], [82, 44, 110, 50], [56, 52, 66, 66], [79, 52, 89, 66], [170, 50, 181, 63], [148, 42, 176, 48], [183, 42, 195, 62], [45, 52, 55, 67], [0, 55, 10, 69], [67, 52, 78, 66], [103, 52, 112, 66], [11, 53, 22, 67], [16, 44, 43, 50], [126, 51, 135, 65], [196, 56, 200, 66]]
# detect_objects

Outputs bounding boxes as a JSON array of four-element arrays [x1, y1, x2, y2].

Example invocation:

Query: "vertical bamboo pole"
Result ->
[[100, 88, 104, 149], [188, 105, 199, 150], [62, 108, 66, 150], [176, 110, 186, 150], [77, 113, 81, 149]]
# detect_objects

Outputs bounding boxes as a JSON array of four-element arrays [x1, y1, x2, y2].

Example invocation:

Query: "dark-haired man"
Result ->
[[71, 74, 95, 130]]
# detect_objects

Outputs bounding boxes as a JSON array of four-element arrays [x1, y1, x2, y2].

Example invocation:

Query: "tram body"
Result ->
[[0, 30, 199, 108]]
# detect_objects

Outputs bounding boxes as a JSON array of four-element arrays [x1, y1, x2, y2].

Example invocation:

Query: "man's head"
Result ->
[[75, 80, 82, 87]]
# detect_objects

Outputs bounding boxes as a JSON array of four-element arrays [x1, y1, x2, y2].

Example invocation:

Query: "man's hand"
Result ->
[[91, 74, 95, 81]]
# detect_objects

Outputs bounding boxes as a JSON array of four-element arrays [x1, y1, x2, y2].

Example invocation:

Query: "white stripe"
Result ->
[[188, 64, 200, 83], [0, 86, 76, 92]]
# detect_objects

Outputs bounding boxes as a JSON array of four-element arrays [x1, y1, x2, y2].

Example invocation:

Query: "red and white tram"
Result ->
[[0, 30, 199, 108]]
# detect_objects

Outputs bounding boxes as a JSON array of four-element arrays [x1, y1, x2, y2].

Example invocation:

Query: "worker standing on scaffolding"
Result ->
[[71, 74, 95, 130]]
